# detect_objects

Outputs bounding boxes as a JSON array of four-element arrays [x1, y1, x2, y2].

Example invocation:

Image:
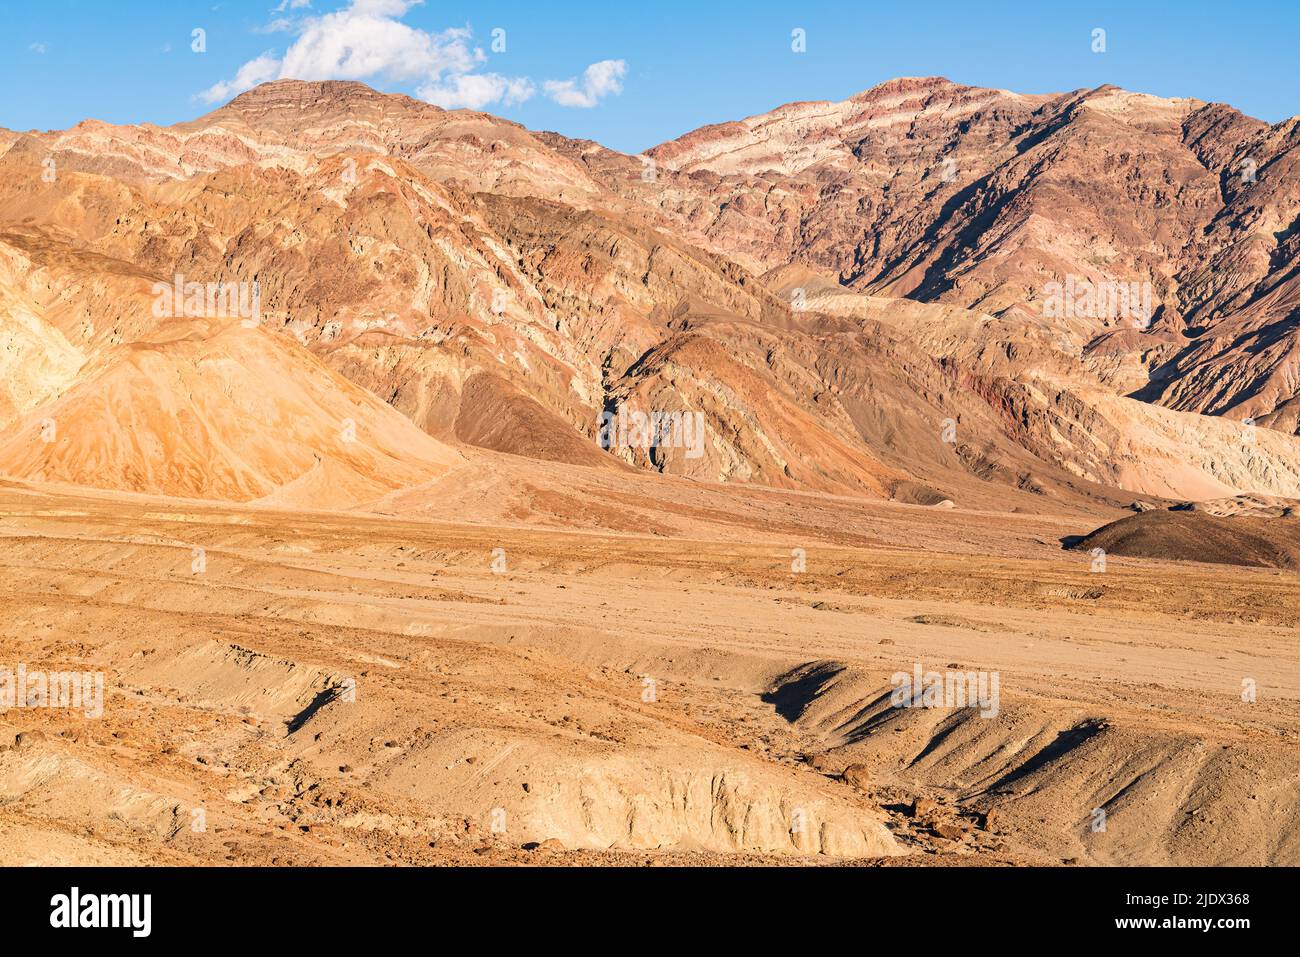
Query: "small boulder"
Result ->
[[14, 730, 47, 750], [841, 764, 872, 791], [907, 797, 938, 818], [807, 753, 840, 773], [932, 822, 966, 841]]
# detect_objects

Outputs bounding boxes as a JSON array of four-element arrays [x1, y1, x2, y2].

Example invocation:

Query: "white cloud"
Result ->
[[255, 17, 295, 34], [418, 73, 535, 110], [278, 3, 478, 82], [199, 52, 283, 103], [29, 42, 48, 54], [273, 0, 312, 11], [199, 0, 539, 112], [543, 59, 626, 108]]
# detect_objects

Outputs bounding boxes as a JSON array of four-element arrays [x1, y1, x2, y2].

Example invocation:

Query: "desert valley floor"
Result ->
[[2, 473, 1296, 867]]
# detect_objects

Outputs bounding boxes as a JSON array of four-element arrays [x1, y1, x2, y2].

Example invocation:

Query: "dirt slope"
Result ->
[[0, 319, 461, 506], [1072, 506, 1300, 569]]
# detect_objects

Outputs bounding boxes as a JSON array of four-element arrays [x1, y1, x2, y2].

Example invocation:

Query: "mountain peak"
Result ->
[[218, 79, 438, 116], [849, 75, 960, 100]]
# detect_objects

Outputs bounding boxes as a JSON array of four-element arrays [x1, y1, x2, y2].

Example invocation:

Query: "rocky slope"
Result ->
[[561, 76, 1300, 432]]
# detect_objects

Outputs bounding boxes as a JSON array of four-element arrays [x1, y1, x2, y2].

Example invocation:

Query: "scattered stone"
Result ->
[[521, 838, 564, 853]]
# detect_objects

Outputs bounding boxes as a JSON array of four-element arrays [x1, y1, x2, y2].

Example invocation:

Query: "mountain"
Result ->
[[1, 78, 1298, 515], [562, 76, 1300, 432]]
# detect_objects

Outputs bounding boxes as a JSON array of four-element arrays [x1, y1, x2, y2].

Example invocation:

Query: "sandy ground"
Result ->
[[1, 479, 1296, 866]]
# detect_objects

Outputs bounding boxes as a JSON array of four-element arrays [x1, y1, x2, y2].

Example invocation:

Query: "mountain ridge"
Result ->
[[1, 77, 1298, 517]]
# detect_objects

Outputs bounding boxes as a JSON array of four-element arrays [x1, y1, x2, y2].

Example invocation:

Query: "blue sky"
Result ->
[[4, 0, 1298, 153]]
